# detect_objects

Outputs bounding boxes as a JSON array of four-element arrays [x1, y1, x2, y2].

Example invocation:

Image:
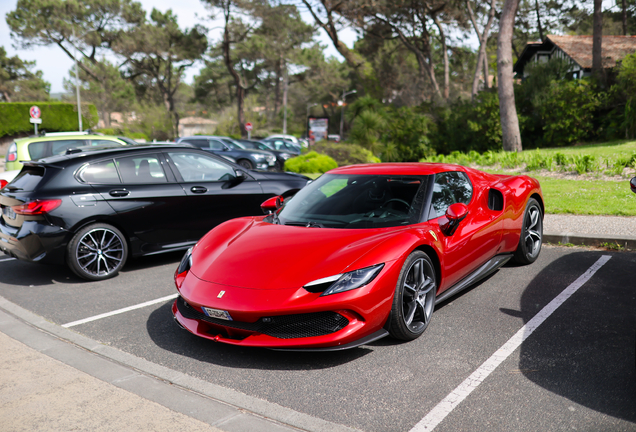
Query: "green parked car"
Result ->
[[4, 132, 134, 171]]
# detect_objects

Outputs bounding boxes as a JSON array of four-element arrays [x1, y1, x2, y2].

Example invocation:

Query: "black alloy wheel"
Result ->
[[513, 197, 543, 265], [238, 159, 254, 170], [388, 250, 437, 341], [67, 223, 128, 281]]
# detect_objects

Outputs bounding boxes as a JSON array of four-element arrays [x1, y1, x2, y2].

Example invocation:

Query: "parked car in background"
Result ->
[[0, 144, 310, 281], [0, 170, 19, 190], [4, 131, 130, 171], [260, 138, 302, 155], [172, 163, 543, 350], [177, 136, 277, 171], [237, 139, 294, 171]]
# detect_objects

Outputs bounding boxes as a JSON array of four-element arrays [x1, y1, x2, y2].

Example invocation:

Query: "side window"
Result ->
[[115, 155, 167, 184], [430, 171, 473, 218], [167, 152, 235, 182], [50, 140, 89, 155], [182, 139, 209, 149], [79, 159, 120, 184], [91, 139, 122, 147], [208, 140, 225, 150]]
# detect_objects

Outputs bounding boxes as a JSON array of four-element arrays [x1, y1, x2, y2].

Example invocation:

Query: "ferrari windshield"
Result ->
[[275, 174, 428, 228]]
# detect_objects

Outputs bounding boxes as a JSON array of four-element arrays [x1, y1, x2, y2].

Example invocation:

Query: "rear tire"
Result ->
[[388, 251, 437, 341], [67, 223, 128, 281], [513, 198, 543, 265]]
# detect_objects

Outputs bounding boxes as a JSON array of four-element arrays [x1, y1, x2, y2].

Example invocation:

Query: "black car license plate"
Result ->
[[2, 206, 16, 220]]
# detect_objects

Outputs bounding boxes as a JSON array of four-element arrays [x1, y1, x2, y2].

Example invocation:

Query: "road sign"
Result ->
[[29, 118, 42, 124], [245, 122, 253, 132], [29, 106, 41, 119]]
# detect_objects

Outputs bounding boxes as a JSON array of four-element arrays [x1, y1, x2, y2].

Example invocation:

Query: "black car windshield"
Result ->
[[274, 174, 428, 228]]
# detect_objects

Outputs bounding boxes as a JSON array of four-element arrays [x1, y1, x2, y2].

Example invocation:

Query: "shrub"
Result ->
[[284, 151, 338, 173], [312, 141, 380, 166], [0, 102, 98, 137]]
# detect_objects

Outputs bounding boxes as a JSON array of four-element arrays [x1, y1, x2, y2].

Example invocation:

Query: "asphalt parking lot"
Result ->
[[0, 245, 635, 432]]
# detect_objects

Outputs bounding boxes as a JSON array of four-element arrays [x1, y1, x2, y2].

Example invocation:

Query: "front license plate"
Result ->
[[2, 206, 16, 220], [203, 307, 233, 321]]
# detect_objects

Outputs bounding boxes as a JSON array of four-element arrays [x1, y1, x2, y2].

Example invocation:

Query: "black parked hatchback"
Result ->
[[0, 144, 309, 281]]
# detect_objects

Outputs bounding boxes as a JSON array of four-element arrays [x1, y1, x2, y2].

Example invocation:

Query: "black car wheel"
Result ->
[[67, 223, 128, 281], [238, 159, 253, 170], [388, 250, 437, 340], [513, 198, 543, 265]]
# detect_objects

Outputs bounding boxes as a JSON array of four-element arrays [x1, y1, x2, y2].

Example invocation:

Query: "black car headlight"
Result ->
[[177, 247, 193, 274], [304, 263, 385, 296]]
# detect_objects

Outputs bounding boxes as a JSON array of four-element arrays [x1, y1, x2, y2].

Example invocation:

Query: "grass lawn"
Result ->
[[527, 140, 636, 159], [531, 176, 636, 216]]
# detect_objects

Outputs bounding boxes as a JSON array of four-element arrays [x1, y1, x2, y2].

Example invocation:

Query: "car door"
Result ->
[[83, 153, 189, 255], [164, 150, 269, 238], [431, 171, 503, 288]]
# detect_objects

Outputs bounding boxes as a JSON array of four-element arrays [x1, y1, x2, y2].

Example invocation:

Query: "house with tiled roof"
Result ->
[[514, 35, 636, 79]]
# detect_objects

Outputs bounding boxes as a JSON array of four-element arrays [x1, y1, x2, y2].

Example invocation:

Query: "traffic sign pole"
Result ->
[[245, 122, 253, 140], [29, 106, 41, 135]]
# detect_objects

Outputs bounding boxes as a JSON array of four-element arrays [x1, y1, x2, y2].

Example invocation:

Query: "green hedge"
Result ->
[[311, 141, 380, 165], [0, 102, 98, 138], [284, 151, 338, 173]]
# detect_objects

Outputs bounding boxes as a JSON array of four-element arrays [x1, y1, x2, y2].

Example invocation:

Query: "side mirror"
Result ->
[[235, 169, 246, 179], [441, 203, 468, 236], [261, 195, 284, 214], [630, 177, 636, 194]]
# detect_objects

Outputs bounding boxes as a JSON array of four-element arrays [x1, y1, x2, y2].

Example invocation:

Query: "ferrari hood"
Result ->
[[190, 218, 397, 290]]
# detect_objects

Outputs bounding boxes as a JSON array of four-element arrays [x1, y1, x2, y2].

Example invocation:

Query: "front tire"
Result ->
[[238, 159, 253, 170], [388, 251, 437, 341], [513, 198, 543, 265], [67, 223, 128, 281]]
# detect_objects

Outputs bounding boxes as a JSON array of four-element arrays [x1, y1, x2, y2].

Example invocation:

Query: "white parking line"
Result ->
[[410, 255, 612, 432], [62, 293, 179, 328], [0, 257, 16, 263]]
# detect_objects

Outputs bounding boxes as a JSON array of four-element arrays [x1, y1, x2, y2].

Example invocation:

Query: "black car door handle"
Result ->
[[109, 189, 129, 197], [191, 186, 207, 193]]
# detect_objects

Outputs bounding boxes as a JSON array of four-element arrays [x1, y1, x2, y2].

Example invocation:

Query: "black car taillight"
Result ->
[[12, 199, 62, 215]]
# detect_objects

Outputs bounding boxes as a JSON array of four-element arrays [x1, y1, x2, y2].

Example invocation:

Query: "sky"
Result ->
[[0, 0, 358, 93]]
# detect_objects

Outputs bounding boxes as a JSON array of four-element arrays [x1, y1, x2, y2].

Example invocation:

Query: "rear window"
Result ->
[[27, 142, 47, 160], [7, 167, 45, 191]]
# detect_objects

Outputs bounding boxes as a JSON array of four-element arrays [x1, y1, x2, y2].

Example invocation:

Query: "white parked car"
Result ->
[[0, 169, 19, 189]]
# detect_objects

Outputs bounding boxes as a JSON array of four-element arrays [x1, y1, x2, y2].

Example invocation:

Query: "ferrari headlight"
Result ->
[[304, 263, 385, 296], [177, 247, 193, 275]]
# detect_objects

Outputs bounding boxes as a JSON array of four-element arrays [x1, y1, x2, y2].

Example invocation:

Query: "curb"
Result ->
[[0, 296, 359, 432], [543, 232, 636, 250]]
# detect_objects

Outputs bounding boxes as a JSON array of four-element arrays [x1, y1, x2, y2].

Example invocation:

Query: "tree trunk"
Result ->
[[623, 0, 628, 35], [221, 2, 246, 137], [468, 0, 497, 99], [592, 0, 603, 81], [432, 15, 449, 100], [497, 0, 522, 152], [534, 0, 544, 41]]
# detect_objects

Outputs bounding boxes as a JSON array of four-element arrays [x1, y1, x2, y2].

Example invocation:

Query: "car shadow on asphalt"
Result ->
[[0, 251, 183, 287], [501, 251, 636, 422], [146, 302, 371, 370]]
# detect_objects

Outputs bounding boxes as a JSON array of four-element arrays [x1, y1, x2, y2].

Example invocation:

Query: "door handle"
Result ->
[[109, 189, 129, 197], [191, 186, 207, 193]]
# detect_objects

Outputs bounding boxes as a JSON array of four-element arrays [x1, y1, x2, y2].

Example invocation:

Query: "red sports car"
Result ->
[[172, 163, 543, 350]]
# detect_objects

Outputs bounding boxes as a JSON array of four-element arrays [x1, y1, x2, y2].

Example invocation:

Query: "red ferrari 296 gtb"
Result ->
[[172, 163, 543, 351]]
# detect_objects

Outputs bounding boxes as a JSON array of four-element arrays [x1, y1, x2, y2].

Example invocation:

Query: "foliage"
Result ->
[[0, 102, 98, 137], [0, 47, 50, 102], [431, 90, 502, 154], [63, 58, 135, 127], [311, 141, 380, 166], [284, 151, 338, 173], [382, 105, 435, 162]]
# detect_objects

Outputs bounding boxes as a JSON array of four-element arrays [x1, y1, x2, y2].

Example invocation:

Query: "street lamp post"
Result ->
[[339, 89, 357, 140]]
